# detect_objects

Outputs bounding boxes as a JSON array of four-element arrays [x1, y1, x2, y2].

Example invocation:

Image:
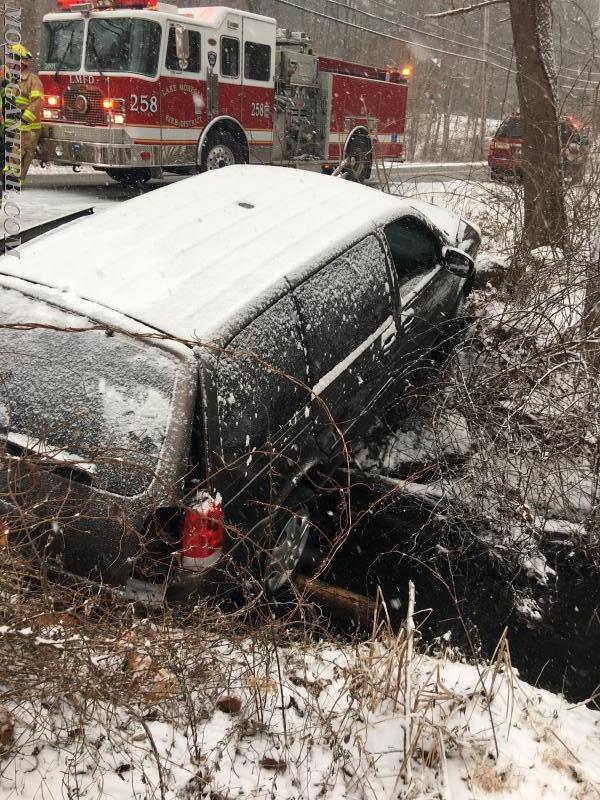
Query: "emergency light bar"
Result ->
[[57, 0, 174, 10]]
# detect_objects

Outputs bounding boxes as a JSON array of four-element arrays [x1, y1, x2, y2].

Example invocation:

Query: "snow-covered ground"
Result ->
[[1, 618, 599, 800]]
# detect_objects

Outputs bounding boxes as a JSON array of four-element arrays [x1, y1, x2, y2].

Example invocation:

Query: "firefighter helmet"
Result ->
[[9, 44, 33, 60]]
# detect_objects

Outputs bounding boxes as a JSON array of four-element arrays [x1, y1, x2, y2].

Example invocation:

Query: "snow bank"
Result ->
[[1, 619, 599, 800]]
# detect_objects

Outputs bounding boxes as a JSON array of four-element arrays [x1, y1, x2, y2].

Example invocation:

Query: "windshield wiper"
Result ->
[[1, 431, 97, 484], [54, 27, 76, 80], [86, 35, 106, 78]]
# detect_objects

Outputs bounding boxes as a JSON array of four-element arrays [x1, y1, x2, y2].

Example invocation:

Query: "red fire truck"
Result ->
[[38, 0, 409, 183]]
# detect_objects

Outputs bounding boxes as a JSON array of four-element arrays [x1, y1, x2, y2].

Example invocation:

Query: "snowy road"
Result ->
[[14, 181, 163, 230]]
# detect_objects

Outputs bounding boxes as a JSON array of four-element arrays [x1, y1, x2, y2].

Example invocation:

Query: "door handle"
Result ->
[[401, 307, 415, 330]]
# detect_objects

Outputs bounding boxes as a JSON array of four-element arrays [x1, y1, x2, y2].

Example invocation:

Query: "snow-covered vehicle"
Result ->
[[0, 167, 479, 602]]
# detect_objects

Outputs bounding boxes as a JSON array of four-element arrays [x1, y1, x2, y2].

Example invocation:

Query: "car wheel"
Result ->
[[106, 168, 152, 185], [201, 130, 245, 172], [264, 507, 313, 597], [345, 132, 373, 182]]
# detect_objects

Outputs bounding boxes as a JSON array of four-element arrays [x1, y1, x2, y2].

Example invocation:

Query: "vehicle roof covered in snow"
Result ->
[[0, 166, 453, 342]]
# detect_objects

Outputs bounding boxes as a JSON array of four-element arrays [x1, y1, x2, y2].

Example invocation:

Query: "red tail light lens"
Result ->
[[181, 496, 224, 571], [488, 140, 496, 156]]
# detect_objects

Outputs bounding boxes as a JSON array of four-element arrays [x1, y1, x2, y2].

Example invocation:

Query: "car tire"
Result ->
[[345, 132, 373, 182], [106, 168, 152, 185], [200, 129, 245, 172]]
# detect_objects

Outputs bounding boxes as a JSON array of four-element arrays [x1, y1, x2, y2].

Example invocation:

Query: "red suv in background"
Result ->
[[488, 113, 589, 182]]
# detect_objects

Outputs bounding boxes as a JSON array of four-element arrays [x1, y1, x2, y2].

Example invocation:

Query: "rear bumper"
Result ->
[[488, 156, 519, 171]]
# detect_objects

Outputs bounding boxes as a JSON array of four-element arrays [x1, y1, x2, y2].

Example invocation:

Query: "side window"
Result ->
[[165, 26, 201, 73], [221, 36, 240, 78], [384, 218, 439, 286], [244, 41, 271, 81], [217, 295, 306, 465], [294, 236, 392, 383]]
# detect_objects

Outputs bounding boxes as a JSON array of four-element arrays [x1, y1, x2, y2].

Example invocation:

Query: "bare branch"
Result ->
[[425, 0, 507, 19]]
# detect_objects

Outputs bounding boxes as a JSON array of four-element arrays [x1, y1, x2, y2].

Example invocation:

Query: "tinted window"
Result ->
[[166, 26, 201, 73], [384, 218, 439, 284], [294, 236, 391, 383], [0, 288, 182, 497], [40, 20, 84, 72], [244, 41, 271, 81], [86, 19, 161, 77], [221, 37, 240, 77], [217, 295, 306, 465], [496, 116, 522, 138]]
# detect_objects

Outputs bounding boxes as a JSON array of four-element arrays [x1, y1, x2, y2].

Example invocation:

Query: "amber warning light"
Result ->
[[401, 65, 413, 78]]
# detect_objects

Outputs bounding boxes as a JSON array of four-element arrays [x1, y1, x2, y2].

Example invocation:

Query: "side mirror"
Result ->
[[442, 245, 475, 279], [175, 25, 190, 69]]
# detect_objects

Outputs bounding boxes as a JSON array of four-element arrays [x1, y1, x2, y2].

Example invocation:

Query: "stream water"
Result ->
[[318, 483, 600, 704]]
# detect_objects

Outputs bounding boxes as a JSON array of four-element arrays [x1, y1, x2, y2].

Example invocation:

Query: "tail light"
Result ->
[[488, 140, 496, 157], [181, 494, 224, 572]]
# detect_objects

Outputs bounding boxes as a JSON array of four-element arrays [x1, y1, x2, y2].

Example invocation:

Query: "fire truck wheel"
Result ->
[[106, 168, 152, 186], [201, 130, 245, 172], [345, 133, 372, 182]]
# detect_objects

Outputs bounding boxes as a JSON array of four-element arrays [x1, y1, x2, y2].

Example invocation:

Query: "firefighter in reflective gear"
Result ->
[[3, 45, 43, 187]]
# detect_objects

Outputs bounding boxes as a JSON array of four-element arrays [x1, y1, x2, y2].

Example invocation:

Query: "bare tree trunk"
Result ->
[[508, 0, 567, 249]]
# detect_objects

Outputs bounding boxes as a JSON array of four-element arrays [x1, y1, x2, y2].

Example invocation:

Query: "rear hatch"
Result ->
[[489, 116, 522, 168], [0, 282, 196, 582]]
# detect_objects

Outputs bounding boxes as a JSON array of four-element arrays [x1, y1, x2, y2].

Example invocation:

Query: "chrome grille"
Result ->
[[63, 85, 106, 126]]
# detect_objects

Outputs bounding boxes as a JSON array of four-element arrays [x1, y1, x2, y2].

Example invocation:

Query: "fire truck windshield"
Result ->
[[40, 19, 84, 72], [85, 18, 161, 77]]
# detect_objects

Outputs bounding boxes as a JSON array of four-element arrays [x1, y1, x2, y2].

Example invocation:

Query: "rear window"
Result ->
[[0, 288, 183, 497], [496, 116, 522, 138]]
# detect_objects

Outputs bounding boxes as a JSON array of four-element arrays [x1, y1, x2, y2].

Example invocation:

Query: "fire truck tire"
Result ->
[[345, 132, 372, 182], [201, 129, 246, 172], [106, 168, 152, 185]]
